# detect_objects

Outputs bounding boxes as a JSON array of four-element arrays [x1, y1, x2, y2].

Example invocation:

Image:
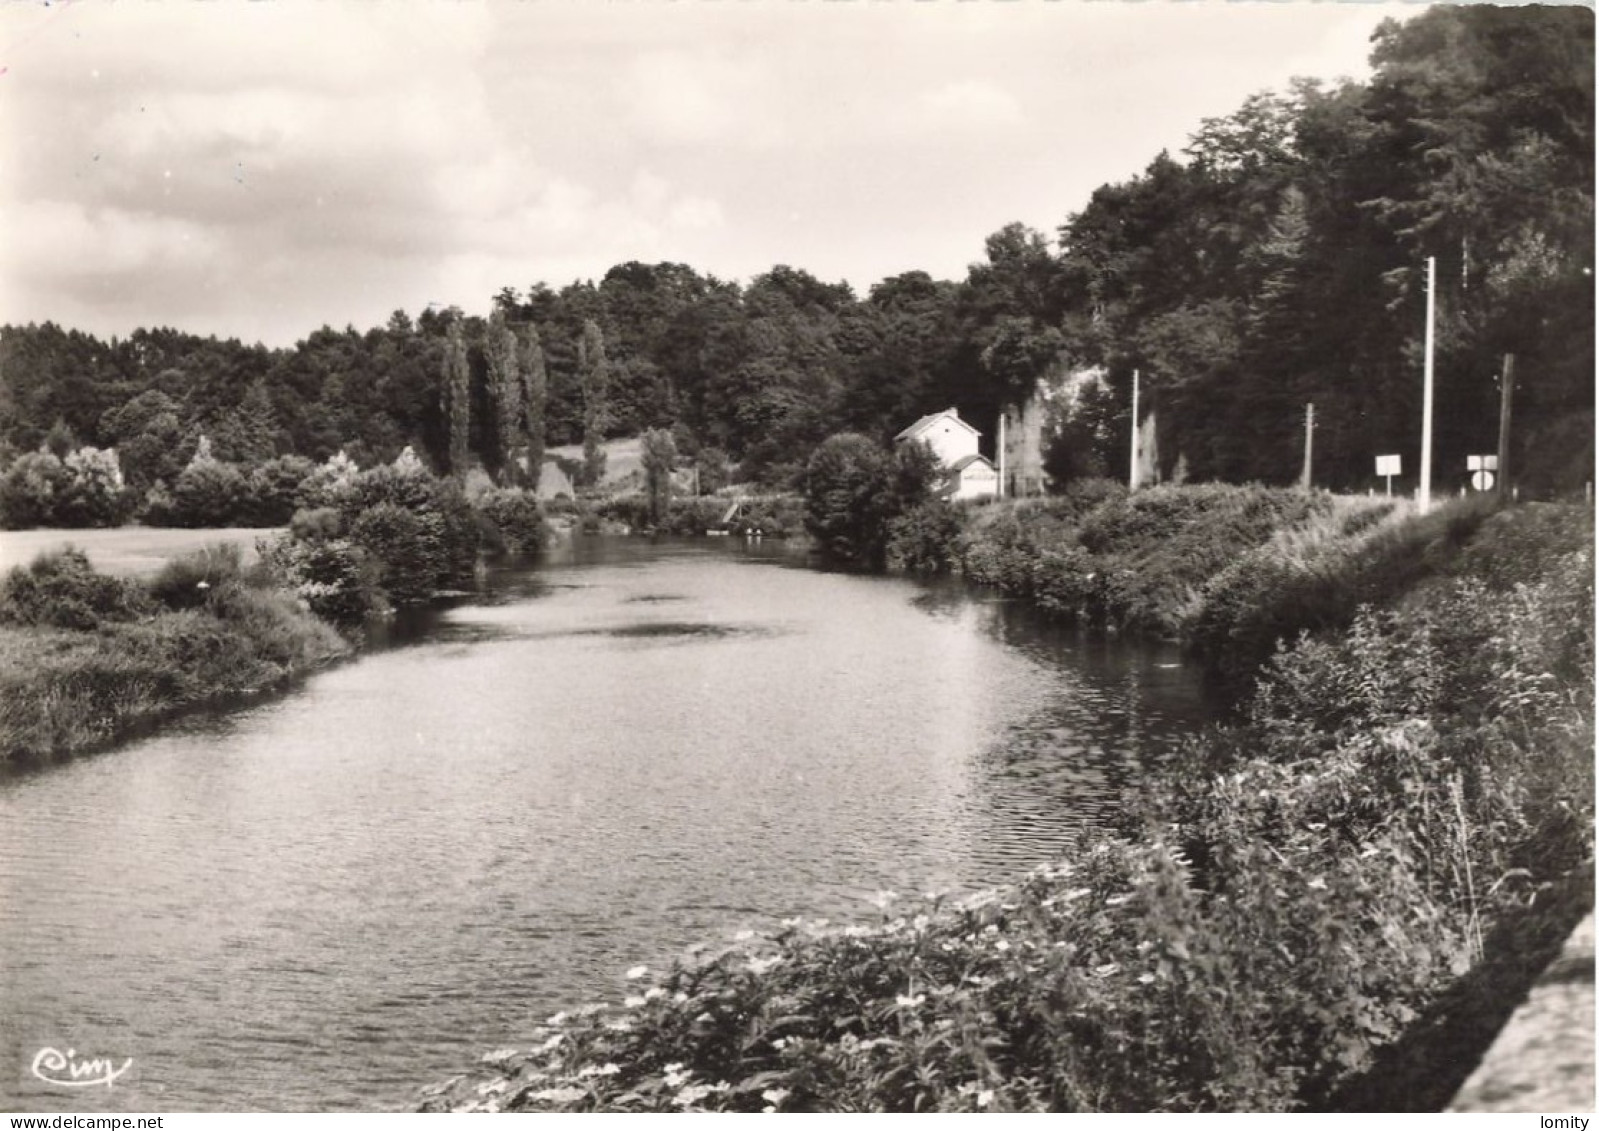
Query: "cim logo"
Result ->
[[31, 1047, 133, 1089]]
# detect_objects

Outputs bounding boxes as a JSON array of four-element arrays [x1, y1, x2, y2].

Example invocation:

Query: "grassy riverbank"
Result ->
[[422, 495, 1592, 1112], [0, 545, 350, 766]]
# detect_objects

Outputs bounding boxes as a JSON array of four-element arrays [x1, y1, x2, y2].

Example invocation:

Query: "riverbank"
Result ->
[[0, 544, 350, 766], [421, 495, 1593, 1112]]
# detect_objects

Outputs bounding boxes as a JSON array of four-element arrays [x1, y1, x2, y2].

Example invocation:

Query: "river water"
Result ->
[[0, 537, 1217, 1111]]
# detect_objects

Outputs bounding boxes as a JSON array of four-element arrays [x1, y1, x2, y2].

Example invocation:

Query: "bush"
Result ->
[[245, 455, 317, 525], [163, 455, 249, 528], [0, 548, 151, 630], [886, 500, 966, 573], [348, 503, 447, 605], [149, 543, 247, 611], [258, 532, 373, 625], [475, 488, 547, 554]]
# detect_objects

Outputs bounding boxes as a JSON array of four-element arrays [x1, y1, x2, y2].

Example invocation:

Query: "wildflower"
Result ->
[[645, 986, 667, 1001], [531, 1085, 588, 1104], [675, 1083, 714, 1107], [663, 1064, 690, 1088], [624, 995, 648, 1009], [672, 991, 689, 1004], [1137, 973, 1157, 985], [625, 964, 649, 980], [771, 1038, 788, 1050], [994, 939, 1010, 952], [895, 993, 926, 1008], [977, 1089, 994, 1108], [983, 923, 999, 935], [912, 914, 930, 931], [577, 1062, 621, 1079], [761, 1088, 791, 1108]]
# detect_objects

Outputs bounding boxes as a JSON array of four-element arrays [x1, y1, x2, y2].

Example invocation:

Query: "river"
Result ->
[[0, 537, 1218, 1111]]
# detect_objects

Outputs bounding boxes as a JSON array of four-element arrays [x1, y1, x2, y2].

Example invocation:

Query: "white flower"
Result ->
[[895, 993, 926, 1008], [977, 1089, 994, 1108], [644, 986, 667, 1001], [625, 964, 649, 980], [1137, 973, 1157, 985], [994, 939, 1010, 952], [761, 1087, 791, 1108]]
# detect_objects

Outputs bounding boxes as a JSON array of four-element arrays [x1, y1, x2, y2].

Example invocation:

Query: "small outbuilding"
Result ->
[[941, 453, 999, 501]]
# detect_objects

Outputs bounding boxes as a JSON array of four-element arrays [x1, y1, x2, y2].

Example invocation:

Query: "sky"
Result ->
[[0, 0, 1412, 348]]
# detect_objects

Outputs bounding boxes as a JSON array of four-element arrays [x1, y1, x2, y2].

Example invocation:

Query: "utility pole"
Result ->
[[997, 407, 1008, 499], [1497, 353, 1515, 502], [1129, 368, 1140, 491], [1419, 256, 1437, 515], [1300, 403, 1315, 491]]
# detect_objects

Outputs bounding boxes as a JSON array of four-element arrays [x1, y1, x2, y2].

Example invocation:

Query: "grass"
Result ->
[[0, 525, 280, 579]]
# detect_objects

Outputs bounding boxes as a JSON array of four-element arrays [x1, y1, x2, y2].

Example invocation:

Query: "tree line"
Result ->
[[1, 5, 1590, 510]]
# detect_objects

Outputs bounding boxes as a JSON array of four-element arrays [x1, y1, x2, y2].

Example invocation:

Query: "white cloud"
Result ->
[[915, 81, 1026, 133]]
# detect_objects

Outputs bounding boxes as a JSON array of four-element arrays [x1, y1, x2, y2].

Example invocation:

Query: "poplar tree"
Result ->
[[442, 316, 471, 478], [578, 319, 610, 487], [485, 309, 520, 484], [519, 324, 548, 493]]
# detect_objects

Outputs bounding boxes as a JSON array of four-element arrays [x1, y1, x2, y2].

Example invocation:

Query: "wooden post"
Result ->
[[1496, 353, 1515, 502], [1300, 402, 1315, 491], [1129, 369, 1140, 491], [1419, 256, 1437, 515]]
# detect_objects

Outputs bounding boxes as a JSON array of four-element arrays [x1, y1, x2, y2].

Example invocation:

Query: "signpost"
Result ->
[[1376, 454, 1401, 497], [1467, 454, 1498, 493]]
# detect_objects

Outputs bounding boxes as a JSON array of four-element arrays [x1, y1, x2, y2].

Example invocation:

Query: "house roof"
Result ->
[[895, 408, 982, 442], [949, 453, 995, 473]]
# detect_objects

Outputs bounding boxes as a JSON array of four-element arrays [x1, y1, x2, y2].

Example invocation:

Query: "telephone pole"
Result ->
[[1129, 368, 1140, 491], [1496, 353, 1515, 502], [1419, 256, 1437, 514], [1300, 403, 1315, 491]]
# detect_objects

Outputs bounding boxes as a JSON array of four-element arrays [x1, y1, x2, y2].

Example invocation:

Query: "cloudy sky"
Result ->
[[1, 1, 1406, 347]]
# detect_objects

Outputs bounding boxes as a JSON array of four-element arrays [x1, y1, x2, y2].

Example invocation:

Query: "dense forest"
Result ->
[[1, 6, 1591, 515]]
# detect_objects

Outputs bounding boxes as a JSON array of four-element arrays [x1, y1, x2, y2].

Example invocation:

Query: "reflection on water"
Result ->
[[0, 536, 1219, 1112]]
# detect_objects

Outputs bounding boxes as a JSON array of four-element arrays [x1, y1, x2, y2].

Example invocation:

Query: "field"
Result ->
[[0, 526, 280, 578]]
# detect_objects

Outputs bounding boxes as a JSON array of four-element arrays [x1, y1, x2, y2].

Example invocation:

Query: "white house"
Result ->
[[895, 408, 998, 501], [942, 453, 1000, 500], [895, 408, 981, 466]]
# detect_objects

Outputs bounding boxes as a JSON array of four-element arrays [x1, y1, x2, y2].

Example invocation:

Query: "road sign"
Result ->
[[1472, 470, 1495, 492], [1376, 454, 1402, 476], [1468, 454, 1500, 471]]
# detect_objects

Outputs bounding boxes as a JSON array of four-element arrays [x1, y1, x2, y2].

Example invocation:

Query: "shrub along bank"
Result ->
[[421, 498, 1592, 1112], [0, 451, 551, 765], [0, 545, 350, 765]]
